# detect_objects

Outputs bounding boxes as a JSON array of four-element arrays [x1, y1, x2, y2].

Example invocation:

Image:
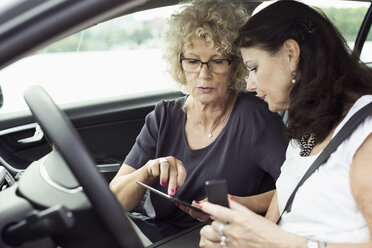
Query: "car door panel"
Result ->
[[0, 122, 49, 174], [0, 91, 183, 182]]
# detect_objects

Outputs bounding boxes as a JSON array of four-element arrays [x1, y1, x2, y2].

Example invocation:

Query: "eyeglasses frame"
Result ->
[[179, 57, 232, 73]]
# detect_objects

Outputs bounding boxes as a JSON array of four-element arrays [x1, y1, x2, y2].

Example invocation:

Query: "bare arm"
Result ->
[[110, 156, 187, 212], [265, 191, 280, 222], [313, 132, 372, 248], [109, 162, 156, 212], [233, 190, 276, 215], [330, 132, 372, 248]]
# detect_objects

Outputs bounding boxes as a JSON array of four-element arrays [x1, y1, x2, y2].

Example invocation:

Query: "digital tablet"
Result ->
[[136, 181, 205, 214]]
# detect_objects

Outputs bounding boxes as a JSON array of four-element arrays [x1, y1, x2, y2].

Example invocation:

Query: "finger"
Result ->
[[146, 159, 159, 179], [167, 158, 178, 195], [175, 202, 189, 213], [199, 237, 221, 248], [200, 224, 220, 243], [199, 237, 206, 248], [210, 221, 231, 248], [159, 159, 169, 187], [211, 220, 225, 235], [199, 202, 240, 224], [175, 159, 187, 188], [191, 201, 210, 222], [176, 201, 209, 221], [152, 160, 161, 178], [199, 235, 213, 248], [189, 209, 209, 221]]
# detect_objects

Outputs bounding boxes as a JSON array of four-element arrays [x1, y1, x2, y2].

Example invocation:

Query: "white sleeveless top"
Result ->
[[276, 95, 372, 243]]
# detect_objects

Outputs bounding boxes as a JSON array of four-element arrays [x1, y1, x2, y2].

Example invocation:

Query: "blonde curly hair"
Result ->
[[163, 0, 249, 93]]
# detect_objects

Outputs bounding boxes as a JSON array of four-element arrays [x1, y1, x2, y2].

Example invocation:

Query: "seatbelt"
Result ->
[[277, 101, 372, 224]]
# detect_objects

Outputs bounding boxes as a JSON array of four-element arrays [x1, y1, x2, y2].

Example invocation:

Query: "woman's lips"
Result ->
[[197, 87, 213, 93]]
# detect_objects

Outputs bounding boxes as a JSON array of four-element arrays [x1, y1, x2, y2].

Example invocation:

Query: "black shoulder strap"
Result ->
[[277, 101, 372, 224]]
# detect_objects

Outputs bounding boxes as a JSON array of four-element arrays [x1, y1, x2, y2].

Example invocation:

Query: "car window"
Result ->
[[303, 1, 372, 65], [1, 1, 371, 114], [0, 5, 180, 114], [256, 1, 370, 52], [319, 2, 370, 51], [360, 25, 372, 64]]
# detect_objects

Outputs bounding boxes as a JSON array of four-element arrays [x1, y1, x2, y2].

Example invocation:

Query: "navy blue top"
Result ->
[[125, 92, 288, 241]]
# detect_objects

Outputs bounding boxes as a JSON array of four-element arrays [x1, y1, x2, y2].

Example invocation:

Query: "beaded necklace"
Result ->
[[299, 134, 316, 156]]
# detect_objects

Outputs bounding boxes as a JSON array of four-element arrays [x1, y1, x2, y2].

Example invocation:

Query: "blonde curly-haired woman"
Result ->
[[110, 0, 288, 243]]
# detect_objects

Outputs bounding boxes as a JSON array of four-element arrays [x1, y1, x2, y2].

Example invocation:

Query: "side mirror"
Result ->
[[0, 85, 3, 109]]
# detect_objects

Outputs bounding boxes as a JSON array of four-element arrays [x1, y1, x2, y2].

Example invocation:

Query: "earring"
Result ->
[[291, 72, 296, 84]]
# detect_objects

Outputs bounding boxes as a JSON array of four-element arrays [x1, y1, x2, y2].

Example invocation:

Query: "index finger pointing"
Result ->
[[175, 159, 187, 187]]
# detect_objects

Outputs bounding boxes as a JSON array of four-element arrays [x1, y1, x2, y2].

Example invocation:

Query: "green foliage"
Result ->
[[131, 26, 153, 45], [321, 7, 370, 41], [38, 16, 157, 53]]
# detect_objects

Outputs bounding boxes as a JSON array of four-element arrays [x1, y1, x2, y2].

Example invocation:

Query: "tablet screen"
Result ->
[[136, 181, 204, 214]]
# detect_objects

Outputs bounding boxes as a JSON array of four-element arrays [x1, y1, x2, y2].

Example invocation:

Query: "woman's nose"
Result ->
[[245, 75, 256, 92], [198, 63, 212, 79]]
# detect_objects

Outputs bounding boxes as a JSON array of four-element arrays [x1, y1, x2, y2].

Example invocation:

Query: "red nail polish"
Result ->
[[176, 187, 179, 191], [175, 202, 180, 207], [171, 189, 175, 194], [161, 181, 166, 186], [228, 195, 234, 201], [194, 200, 200, 204], [198, 204, 203, 209]]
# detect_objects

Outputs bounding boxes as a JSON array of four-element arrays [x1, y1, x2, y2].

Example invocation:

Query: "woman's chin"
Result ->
[[267, 102, 280, 112], [268, 103, 289, 113], [193, 95, 219, 105]]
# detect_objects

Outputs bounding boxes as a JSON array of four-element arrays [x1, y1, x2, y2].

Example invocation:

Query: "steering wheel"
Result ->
[[23, 85, 143, 248]]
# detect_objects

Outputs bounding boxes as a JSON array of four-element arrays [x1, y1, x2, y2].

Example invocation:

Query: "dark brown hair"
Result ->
[[238, 0, 372, 142]]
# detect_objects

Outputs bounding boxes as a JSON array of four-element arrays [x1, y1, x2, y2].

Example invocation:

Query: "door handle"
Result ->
[[18, 125, 44, 144]]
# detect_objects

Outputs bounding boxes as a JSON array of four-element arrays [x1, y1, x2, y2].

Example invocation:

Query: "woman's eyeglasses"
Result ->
[[180, 58, 232, 73]]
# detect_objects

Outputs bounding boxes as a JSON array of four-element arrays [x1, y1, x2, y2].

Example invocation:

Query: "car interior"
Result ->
[[0, 0, 371, 247]]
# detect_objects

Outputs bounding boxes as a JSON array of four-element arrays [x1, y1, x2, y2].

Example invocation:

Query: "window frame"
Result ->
[[355, 3, 372, 57]]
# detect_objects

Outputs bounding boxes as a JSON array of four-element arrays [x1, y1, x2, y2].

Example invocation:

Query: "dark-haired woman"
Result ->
[[199, 1, 372, 247]]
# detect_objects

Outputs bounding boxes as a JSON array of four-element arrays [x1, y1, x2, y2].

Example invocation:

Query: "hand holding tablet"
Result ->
[[136, 179, 229, 216], [136, 181, 205, 213]]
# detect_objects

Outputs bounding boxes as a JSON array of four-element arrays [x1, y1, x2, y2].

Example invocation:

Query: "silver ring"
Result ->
[[220, 235, 227, 247], [218, 223, 225, 237], [159, 158, 168, 164]]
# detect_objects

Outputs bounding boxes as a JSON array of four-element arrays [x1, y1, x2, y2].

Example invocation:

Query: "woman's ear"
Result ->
[[282, 39, 300, 71]]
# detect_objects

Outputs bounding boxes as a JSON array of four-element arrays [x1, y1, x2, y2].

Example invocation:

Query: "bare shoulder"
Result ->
[[350, 132, 372, 233]]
